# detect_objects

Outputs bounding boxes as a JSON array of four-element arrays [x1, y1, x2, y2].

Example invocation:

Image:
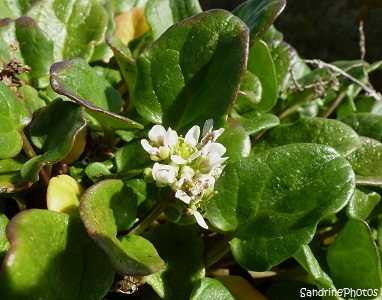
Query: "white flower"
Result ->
[[141, 125, 178, 161], [152, 163, 178, 187], [197, 142, 228, 173], [199, 119, 225, 148], [193, 211, 208, 229]]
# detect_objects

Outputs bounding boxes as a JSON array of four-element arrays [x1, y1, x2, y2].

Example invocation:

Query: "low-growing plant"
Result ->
[[0, 0, 381, 299]]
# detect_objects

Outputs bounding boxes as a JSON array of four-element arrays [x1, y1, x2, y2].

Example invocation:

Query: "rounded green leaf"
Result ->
[[135, 9, 249, 130], [26, 0, 107, 62], [0, 209, 114, 300], [50, 57, 143, 131], [247, 40, 278, 112], [207, 144, 355, 271], [21, 99, 87, 182], [0, 81, 31, 159], [0, 213, 9, 263], [190, 278, 235, 300], [347, 188, 380, 220], [253, 117, 362, 157], [232, 0, 286, 46], [146, 0, 202, 40], [327, 219, 382, 292], [80, 179, 164, 275], [338, 113, 382, 142], [0, 156, 31, 193], [144, 222, 205, 299], [230, 110, 280, 136]]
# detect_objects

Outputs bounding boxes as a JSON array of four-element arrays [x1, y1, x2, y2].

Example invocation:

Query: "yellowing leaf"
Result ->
[[60, 125, 87, 165], [47, 175, 84, 216], [114, 7, 150, 45]]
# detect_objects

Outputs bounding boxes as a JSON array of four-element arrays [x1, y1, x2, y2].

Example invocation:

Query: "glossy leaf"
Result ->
[[21, 99, 87, 183], [218, 118, 251, 162], [247, 40, 278, 112], [80, 179, 164, 275], [144, 222, 205, 299], [18, 85, 46, 113], [232, 0, 286, 46], [207, 144, 355, 271], [347, 136, 382, 176], [327, 219, 382, 292], [190, 278, 235, 300], [134, 10, 249, 130], [294, 245, 338, 297], [230, 110, 280, 135], [85, 161, 115, 183], [0, 213, 9, 263], [50, 57, 143, 131], [237, 70, 262, 104], [115, 140, 152, 174], [0, 81, 31, 159], [0, 0, 34, 19], [47, 175, 84, 216], [26, 0, 107, 62], [338, 113, 382, 142], [0, 156, 31, 193], [253, 117, 361, 157], [0, 209, 114, 300], [347, 188, 380, 220], [146, 0, 202, 40]]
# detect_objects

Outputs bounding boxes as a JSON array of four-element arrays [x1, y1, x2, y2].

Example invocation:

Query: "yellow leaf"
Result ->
[[114, 7, 150, 45], [47, 175, 84, 216]]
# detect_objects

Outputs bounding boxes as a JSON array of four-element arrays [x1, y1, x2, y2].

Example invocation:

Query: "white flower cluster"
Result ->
[[141, 119, 228, 228]]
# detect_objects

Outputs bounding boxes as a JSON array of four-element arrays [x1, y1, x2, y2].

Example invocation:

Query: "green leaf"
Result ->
[[338, 113, 382, 142], [26, 0, 107, 62], [347, 136, 382, 176], [190, 278, 235, 300], [207, 144, 355, 271], [230, 110, 280, 136], [115, 140, 152, 174], [252, 117, 362, 157], [0, 156, 32, 193], [237, 70, 262, 105], [21, 98, 87, 183], [232, 0, 286, 46], [18, 85, 46, 113], [50, 57, 143, 131], [294, 245, 338, 300], [0, 81, 31, 159], [80, 179, 164, 275], [85, 162, 115, 183], [144, 222, 205, 299], [0, 213, 9, 263], [0, 209, 114, 300], [134, 9, 249, 130], [347, 188, 380, 220], [327, 219, 382, 293], [146, 0, 202, 40], [247, 40, 278, 112], [0, 0, 34, 19], [218, 118, 251, 162]]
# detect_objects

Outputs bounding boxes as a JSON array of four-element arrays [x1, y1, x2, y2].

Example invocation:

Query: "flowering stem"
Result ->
[[129, 193, 174, 236], [204, 233, 233, 268]]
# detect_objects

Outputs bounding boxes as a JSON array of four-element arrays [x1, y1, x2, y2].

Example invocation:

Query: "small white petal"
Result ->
[[194, 211, 208, 229], [203, 142, 226, 156], [202, 119, 214, 138], [175, 190, 192, 204], [141, 140, 159, 155], [152, 163, 178, 186], [171, 155, 187, 164], [165, 128, 178, 147], [185, 125, 200, 147], [188, 150, 201, 162], [148, 125, 166, 143]]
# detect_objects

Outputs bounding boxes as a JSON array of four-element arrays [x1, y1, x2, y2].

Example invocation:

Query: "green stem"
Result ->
[[20, 131, 50, 186], [204, 234, 232, 268], [129, 194, 174, 236]]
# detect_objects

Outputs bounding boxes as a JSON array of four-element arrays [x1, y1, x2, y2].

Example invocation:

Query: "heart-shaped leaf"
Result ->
[[0, 209, 114, 300], [0, 81, 31, 159], [21, 98, 87, 183], [207, 144, 355, 271], [50, 57, 143, 131], [26, 0, 107, 62], [143, 222, 205, 299], [232, 0, 286, 46], [145, 0, 202, 40], [253, 117, 362, 157], [327, 219, 382, 292], [80, 179, 164, 275], [134, 9, 249, 130]]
